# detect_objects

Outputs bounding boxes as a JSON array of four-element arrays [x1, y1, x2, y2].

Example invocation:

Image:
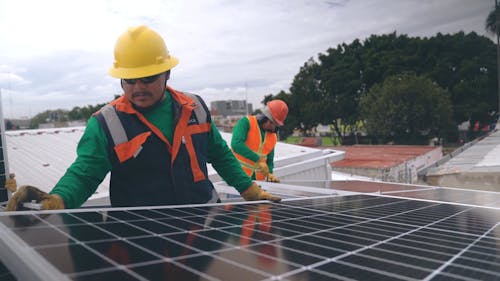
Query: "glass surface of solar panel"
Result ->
[[0, 194, 499, 281]]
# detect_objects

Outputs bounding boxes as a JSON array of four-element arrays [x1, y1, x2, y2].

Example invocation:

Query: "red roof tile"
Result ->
[[332, 145, 438, 169]]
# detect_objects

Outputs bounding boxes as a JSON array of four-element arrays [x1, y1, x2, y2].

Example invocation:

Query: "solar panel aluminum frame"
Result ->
[[0, 222, 69, 281]]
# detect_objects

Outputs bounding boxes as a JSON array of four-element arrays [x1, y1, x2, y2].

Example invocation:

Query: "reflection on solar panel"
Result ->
[[0, 194, 499, 280], [282, 179, 500, 208]]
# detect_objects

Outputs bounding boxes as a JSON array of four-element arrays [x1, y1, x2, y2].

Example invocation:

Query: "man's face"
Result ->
[[121, 72, 167, 108], [262, 119, 278, 133]]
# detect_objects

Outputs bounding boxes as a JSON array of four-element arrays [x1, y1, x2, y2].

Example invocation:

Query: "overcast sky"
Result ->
[[0, 0, 495, 119]]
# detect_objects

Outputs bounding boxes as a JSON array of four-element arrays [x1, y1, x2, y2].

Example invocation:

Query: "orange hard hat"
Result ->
[[263, 100, 288, 126]]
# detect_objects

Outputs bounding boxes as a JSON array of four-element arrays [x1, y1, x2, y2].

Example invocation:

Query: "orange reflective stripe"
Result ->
[[184, 134, 204, 182], [181, 225, 202, 256], [240, 214, 256, 246], [246, 116, 263, 152], [169, 86, 197, 164], [257, 207, 272, 232], [113, 95, 173, 153], [186, 123, 210, 134], [114, 131, 152, 163], [184, 123, 211, 182], [106, 242, 130, 265]]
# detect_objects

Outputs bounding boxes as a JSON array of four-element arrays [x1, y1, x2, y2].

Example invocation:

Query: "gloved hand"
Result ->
[[6, 185, 65, 211], [5, 173, 17, 192], [240, 182, 281, 203], [266, 173, 280, 183], [256, 158, 269, 177]]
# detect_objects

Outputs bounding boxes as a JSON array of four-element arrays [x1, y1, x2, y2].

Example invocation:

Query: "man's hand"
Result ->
[[6, 185, 65, 211], [266, 174, 280, 183], [256, 159, 270, 177], [240, 182, 281, 203], [5, 173, 17, 192]]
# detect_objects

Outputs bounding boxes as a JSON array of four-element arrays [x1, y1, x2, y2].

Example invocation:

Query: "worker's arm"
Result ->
[[50, 117, 112, 208], [266, 149, 275, 174], [208, 122, 253, 192], [230, 117, 260, 163]]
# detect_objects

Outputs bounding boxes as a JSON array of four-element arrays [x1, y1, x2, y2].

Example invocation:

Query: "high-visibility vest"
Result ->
[[94, 86, 219, 206], [233, 116, 277, 180]]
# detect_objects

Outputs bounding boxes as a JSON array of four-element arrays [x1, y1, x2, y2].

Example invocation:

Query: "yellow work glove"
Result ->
[[266, 173, 280, 183], [6, 185, 65, 211], [256, 159, 270, 177], [5, 173, 17, 193], [240, 182, 281, 203]]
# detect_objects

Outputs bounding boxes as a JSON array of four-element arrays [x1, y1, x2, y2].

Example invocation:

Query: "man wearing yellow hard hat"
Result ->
[[6, 25, 281, 210], [232, 100, 288, 183]]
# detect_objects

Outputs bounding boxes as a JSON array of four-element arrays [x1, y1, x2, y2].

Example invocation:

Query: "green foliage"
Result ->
[[359, 73, 453, 144], [30, 103, 108, 129], [266, 31, 496, 144], [485, 4, 500, 36], [284, 136, 302, 144], [29, 109, 68, 129]]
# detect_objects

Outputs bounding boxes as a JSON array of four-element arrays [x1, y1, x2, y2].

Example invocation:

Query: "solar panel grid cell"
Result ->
[[0, 194, 498, 281], [386, 189, 500, 208]]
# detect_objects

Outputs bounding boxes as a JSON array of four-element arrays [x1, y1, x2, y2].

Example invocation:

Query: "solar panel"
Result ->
[[281, 179, 500, 208], [0, 193, 499, 280]]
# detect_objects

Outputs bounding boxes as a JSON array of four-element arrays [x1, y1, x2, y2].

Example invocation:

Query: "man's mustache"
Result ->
[[132, 92, 153, 98]]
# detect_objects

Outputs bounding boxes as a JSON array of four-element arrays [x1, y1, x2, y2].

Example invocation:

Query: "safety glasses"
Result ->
[[123, 73, 161, 85]]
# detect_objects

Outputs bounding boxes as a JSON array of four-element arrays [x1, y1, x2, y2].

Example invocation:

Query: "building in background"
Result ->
[[210, 100, 252, 117], [210, 100, 254, 132]]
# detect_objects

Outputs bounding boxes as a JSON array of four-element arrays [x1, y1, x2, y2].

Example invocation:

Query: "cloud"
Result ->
[[0, 0, 494, 118]]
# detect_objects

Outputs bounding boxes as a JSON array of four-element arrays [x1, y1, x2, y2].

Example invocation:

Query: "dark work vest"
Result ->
[[95, 91, 219, 207]]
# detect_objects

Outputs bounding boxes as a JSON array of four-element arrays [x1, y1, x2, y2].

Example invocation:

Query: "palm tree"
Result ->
[[486, 5, 500, 36], [486, 2, 500, 116]]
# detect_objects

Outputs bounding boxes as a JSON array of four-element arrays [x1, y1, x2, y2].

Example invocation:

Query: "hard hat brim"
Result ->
[[108, 56, 179, 79]]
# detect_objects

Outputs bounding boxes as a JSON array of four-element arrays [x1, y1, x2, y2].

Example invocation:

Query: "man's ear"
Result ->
[[165, 70, 171, 81]]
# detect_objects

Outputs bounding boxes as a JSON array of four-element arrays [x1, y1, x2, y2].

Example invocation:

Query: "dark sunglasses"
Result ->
[[123, 73, 161, 85]]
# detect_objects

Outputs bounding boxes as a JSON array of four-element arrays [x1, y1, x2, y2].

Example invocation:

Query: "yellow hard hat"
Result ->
[[109, 25, 179, 79]]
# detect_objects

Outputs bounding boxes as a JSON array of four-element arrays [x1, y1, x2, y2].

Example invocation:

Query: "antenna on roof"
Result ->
[[245, 81, 249, 115]]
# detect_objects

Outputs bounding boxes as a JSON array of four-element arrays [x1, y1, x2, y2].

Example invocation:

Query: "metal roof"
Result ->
[[424, 130, 500, 190], [428, 130, 500, 174]]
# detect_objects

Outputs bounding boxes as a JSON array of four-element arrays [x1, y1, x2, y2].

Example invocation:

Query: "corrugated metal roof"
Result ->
[[428, 130, 500, 174], [6, 127, 92, 191], [332, 145, 438, 168]]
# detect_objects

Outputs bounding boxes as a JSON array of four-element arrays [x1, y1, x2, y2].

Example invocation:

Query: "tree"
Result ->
[[271, 32, 496, 144], [359, 73, 453, 144], [486, 3, 500, 116], [30, 109, 68, 128], [486, 4, 500, 36]]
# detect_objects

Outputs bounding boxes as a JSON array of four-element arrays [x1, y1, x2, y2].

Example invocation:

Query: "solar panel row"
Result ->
[[0, 194, 498, 281]]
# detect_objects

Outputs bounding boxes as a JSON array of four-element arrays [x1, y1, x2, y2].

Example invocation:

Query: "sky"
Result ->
[[0, 0, 495, 119]]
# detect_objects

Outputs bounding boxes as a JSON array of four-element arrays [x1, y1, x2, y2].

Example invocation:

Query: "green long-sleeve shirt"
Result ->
[[231, 116, 275, 179], [51, 91, 252, 208]]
